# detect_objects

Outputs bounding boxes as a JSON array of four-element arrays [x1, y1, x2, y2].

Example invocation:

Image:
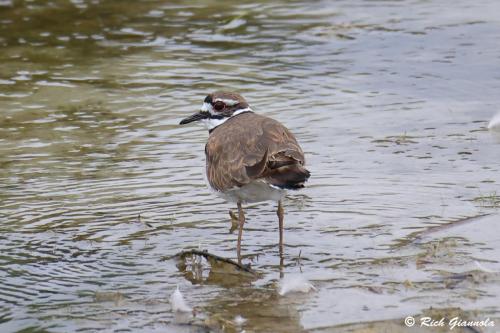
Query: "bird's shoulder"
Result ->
[[206, 112, 302, 160]]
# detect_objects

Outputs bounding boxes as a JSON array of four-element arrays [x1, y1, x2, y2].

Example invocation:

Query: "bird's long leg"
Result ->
[[237, 201, 245, 264], [277, 200, 285, 258]]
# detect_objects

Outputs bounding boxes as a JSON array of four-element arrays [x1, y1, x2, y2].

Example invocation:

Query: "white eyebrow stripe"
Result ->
[[201, 102, 217, 115], [214, 98, 239, 106]]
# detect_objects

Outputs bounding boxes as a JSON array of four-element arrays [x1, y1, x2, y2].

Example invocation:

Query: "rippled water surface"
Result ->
[[1, 1, 500, 332]]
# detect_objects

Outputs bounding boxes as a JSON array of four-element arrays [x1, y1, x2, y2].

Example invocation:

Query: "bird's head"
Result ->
[[179, 91, 252, 130]]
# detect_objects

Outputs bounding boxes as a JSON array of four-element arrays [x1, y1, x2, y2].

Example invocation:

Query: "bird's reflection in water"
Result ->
[[176, 252, 304, 332], [202, 280, 304, 332]]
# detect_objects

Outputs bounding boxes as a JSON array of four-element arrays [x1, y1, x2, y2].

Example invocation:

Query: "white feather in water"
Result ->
[[234, 315, 247, 326], [278, 275, 317, 296], [170, 285, 192, 313], [488, 113, 500, 130]]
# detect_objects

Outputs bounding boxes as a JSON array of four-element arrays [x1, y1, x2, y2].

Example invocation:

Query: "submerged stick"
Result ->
[[417, 213, 491, 240], [175, 249, 257, 275]]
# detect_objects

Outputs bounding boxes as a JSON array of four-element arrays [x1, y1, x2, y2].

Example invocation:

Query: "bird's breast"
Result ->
[[213, 181, 285, 203]]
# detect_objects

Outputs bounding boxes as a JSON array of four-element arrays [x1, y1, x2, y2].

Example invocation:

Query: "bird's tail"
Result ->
[[266, 164, 311, 190]]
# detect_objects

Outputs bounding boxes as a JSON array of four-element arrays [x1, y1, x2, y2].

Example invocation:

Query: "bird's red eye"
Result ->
[[213, 101, 225, 111]]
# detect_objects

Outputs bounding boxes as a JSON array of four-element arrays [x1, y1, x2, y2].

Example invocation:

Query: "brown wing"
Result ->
[[205, 112, 310, 191]]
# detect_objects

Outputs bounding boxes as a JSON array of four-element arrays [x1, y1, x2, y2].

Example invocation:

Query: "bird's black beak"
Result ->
[[179, 111, 210, 125]]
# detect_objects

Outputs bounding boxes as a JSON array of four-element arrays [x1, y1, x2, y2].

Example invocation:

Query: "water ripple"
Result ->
[[1, 0, 500, 332]]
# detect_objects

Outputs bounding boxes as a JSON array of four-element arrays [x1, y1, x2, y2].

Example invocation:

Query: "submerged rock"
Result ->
[[93, 291, 125, 305]]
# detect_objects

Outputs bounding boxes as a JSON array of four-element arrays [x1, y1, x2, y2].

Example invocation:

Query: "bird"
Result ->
[[179, 91, 310, 263]]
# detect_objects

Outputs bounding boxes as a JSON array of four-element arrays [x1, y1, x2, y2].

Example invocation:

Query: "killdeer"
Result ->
[[179, 91, 310, 263]]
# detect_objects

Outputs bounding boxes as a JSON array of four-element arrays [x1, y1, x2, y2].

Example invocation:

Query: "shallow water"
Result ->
[[1, 0, 500, 332]]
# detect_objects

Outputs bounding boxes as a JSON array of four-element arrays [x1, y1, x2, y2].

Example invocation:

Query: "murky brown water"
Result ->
[[1, 1, 500, 332]]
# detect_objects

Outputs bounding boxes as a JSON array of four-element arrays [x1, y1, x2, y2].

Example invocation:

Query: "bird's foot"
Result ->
[[229, 209, 238, 221], [229, 209, 239, 233]]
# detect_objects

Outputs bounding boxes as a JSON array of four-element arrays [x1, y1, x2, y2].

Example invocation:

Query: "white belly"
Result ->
[[216, 180, 286, 203]]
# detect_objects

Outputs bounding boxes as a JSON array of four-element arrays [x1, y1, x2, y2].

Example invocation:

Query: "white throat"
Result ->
[[203, 107, 252, 131]]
